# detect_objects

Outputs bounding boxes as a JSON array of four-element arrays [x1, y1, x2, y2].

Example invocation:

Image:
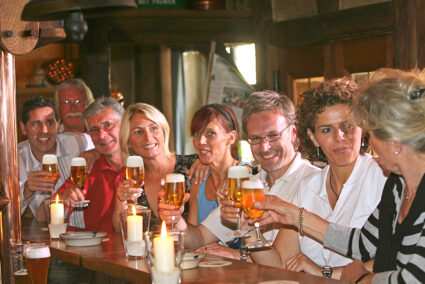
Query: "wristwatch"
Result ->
[[239, 247, 249, 261], [321, 265, 333, 278]]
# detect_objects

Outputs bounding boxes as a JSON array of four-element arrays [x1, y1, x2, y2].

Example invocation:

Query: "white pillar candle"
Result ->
[[127, 205, 143, 242], [50, 195, 64, 225], [153, 222, 175, 273]]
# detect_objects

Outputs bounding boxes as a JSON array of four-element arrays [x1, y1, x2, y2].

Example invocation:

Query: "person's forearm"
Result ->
[[251, 245, 283, 268], [23, 181, 34, 200], [184, 224, 207, 250], [301, 209, 329, 244]]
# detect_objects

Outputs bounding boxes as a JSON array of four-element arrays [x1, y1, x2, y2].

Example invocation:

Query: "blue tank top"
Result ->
[[197, 173, 218, 223]]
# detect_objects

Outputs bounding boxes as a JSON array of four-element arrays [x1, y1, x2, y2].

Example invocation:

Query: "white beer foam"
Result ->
[[242, 178, 263, 189], [42, 154, 57, 164], [71, 157, 86, 167], [25, 245, 50, 259], [127, 156, 143, 167], [228, 166, 249, 179], [166, 173, 185, 183]]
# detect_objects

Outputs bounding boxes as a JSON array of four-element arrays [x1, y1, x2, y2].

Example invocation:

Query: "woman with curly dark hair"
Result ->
[[252, 78, 388, 280]]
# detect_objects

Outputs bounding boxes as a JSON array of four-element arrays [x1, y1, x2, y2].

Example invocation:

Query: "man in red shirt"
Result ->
[[58, 97, 124, 233]]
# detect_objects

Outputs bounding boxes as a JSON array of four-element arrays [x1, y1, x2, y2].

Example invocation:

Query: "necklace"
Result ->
[[329, 170, 340, 199], [405, 189, 410, 200]]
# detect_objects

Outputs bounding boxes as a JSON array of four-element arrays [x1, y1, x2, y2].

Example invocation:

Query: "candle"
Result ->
[[127, 205, 143, 242], [153, 222, 175, 273], [50, 195, 64, 225]]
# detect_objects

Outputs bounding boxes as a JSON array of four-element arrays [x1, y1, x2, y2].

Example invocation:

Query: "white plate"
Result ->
[[60, 231, 107, 247], [181, 252, 205, 269]]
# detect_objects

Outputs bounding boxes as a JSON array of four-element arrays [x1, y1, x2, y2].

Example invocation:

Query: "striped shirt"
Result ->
[[19, 133, 94, 217], [324, 174, 425, 283]]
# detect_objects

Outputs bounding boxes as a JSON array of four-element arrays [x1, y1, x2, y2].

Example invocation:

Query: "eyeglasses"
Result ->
[[62, 99, 83, 106], [247, 124, 292, 145], [88, 121, 116, 135]]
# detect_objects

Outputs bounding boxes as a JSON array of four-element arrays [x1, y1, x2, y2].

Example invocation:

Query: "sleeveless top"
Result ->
[[197, 173, 218, 223]]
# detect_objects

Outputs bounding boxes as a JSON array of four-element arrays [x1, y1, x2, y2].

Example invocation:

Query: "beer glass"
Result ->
[[227, 166, 249, 238], [42, 154, 59, 181], [164, 173, 185, 230], [42, 154, 59, 200], [126, 156, 145, 204], [241, 179, 272, 249], [71, 157, 87, 188], [24, 243, 51, 284]]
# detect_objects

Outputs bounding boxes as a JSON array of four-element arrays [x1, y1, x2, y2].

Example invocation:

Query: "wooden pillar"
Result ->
[[79, 20, 111, 97], [393, 0, 425, 69], [253, 0, 269, 90], [323, 41, 345, 79], [160, 45, 175, 152], [0, 49, 20, 284]]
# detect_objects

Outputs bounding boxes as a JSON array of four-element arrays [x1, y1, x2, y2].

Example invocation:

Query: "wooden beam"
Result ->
[[269, 2, 394, 49], [393, 0, 425, 69], [91, 10, 255, 45]]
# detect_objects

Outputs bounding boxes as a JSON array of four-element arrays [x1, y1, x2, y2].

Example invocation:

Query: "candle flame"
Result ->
[[132, 205, 136, 215], [55, 194, 59, 203], [161, 221, 167, 238]]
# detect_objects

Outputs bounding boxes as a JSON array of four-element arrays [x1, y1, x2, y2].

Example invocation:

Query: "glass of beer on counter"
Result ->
[[42, 154, 59, 182], [164, 173, 185, 230], [227, 166, 250, 238], [126, 156, 144, 204], [241, 179, 272, 249], [70, 157, 87, 188], [24, 243, 51, 284]]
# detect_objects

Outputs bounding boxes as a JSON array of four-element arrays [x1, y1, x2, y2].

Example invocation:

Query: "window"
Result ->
[[225, 43, 256, 85]]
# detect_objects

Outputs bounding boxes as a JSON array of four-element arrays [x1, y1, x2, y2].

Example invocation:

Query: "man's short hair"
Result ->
[[21, 96, 58, 124], [83, 97, 124, 128]]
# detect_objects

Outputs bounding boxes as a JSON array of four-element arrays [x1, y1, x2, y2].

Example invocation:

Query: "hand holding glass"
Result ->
[[227, 166, 249, 238], [241, 179, 272, 249]]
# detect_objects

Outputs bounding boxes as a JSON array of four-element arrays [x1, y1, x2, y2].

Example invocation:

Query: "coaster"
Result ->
[[198, 260, 232, 268]]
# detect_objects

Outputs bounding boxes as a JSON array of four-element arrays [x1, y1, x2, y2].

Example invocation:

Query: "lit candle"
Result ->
[[50, 195, 64, 225], [153, 222, 175, 273], [127, 205, 143, 242]]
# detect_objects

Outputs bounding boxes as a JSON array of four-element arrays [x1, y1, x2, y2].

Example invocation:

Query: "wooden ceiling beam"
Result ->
[[269, 2, 393, 48]]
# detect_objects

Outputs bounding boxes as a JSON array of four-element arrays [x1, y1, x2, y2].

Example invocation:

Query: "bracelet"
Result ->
[[298, 207, 305, 236], [355, 272, 371, 283]]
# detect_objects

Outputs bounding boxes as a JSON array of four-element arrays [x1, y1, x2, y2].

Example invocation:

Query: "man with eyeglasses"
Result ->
[[159, 90, 319, 259], [55, 78, 94, 134], [58, 97, 124, 233], [19, 96, 94, 221]]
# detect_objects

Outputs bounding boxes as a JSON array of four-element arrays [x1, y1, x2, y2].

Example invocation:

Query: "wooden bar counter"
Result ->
[[22, 217, 346, 284]]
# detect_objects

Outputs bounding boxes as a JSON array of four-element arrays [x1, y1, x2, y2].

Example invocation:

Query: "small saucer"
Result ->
[[60, 231, 106, 247]]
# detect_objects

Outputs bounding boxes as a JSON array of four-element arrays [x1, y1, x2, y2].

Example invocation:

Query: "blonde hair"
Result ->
[[354, 68, 425, 152], [120, 103, 173, 163]]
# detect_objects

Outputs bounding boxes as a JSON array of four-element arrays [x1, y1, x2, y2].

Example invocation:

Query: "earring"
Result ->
[[361, 138, 365, 147], [316, 146, 320, 158], [394, 151, 399, 155]]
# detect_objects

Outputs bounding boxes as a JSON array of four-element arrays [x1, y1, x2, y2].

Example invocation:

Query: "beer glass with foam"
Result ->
[[227, 166, 249, 238], [24, 243, 51, 284], [241, 179, 272, 249], [70, 157, 87, 188], [126, 156, 144, 204], [164, 174, 185, 230], [42, 154, 59, 182]]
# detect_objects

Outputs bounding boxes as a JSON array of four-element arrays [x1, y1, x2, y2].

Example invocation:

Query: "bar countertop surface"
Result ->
[[22, 217, 347, 283]]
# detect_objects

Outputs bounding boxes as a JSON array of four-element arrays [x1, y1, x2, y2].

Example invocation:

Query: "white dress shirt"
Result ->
[[19, 132, 94, 217]]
